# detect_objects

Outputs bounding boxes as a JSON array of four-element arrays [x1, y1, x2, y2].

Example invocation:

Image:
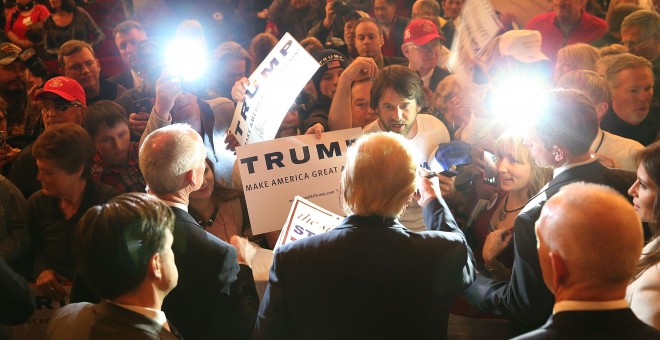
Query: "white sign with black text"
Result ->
[[236, 128, 362, 234], [229, 32, 320, 145]]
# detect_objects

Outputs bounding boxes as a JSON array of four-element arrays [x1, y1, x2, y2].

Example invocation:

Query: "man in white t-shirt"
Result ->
[[363, 65, 450, 231]]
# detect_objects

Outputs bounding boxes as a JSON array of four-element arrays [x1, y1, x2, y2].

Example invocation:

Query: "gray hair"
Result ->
[[139, 124, 207, 195]]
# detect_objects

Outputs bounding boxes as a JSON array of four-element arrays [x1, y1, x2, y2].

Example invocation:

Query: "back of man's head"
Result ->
[[75, 193, 175, 299], [557, 70, 611, 119], [139, 124, 206, 195], [533, 89, 598, 157], [341, 132, 419, 218], [536, 182, 643, 299], [370, 65, 426, 109]]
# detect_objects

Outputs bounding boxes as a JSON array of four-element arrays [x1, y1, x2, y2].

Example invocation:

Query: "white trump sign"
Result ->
[[229, 32, 320, 145], [236, 128, 362, 234]]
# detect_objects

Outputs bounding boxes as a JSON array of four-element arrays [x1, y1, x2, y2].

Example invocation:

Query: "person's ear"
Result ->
[[595, 102, 608, 121], [401, 44, 410, 59], [548, 252, 566, 292], [551, 145, 564, 162], [149, 253, 163, 280]]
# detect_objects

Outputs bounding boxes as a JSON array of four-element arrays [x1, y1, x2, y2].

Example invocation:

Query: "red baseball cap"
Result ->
[[404, 19, 445, 46], [35, 76, 87, 107]]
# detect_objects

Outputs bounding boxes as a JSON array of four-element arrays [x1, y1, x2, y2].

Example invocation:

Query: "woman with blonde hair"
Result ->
[[553, 43, 599, 83]]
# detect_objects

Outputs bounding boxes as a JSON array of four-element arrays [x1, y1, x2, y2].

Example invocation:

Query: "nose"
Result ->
[[628, 181, 637, 197]]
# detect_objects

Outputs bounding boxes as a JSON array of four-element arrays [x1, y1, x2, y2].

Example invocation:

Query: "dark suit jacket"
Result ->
[[163, 207, 258, 340], [513, 308, 660, 339], [108, 70, 134, 90], [254, 198, 475, 340], [46, 301, 181, 340], [466, 161, 636, 332]]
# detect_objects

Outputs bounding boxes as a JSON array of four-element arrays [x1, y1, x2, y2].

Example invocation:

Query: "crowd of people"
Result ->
[[1, 0, 660, 339]]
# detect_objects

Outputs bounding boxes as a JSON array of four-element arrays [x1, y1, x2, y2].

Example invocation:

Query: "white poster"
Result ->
[[236, 128, 362, 234], [5, 284, 71, 340], [448, 0, 503, 83], [275, 196, 344, 249], [229, 32, 320, 145]]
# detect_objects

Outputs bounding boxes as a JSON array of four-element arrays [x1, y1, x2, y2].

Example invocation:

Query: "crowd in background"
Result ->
[[0, 0, 659, 339]]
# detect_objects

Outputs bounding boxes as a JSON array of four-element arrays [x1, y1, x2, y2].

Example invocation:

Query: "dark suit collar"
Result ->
[[545, 308, 644, 331], [335, 214, 403, 230], [94, 301, 182, 339], [531, 160, 606, 202]]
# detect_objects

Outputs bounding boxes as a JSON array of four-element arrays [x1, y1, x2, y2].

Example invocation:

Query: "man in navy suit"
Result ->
[[254, 132, 475, 339], [140, 124, 258, 340], [514, 183, 660, 339], [466, 89, 636, 334]]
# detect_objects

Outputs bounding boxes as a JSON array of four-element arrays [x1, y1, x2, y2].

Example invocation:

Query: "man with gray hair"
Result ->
[[140, 124, 258, 340], [599, 53, 658, 146], [254, 132, 474, 339], [557, 70, 644, 171], [514, 183, 659, 339], [621, 9, 660, 105]]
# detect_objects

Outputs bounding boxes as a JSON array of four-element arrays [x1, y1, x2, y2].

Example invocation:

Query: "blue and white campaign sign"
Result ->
[[275, 196, 344, 249], [229, 32, 320, 145], [236, 128, 362, 234]]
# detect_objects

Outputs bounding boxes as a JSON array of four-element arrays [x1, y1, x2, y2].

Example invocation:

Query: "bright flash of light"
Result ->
[[165, 39, 208, 82], [488, 75, 551, 133]]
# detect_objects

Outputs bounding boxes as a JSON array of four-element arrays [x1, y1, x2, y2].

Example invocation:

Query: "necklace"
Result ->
[[498, 194, 525, 221], [196, 205, 219, 229]]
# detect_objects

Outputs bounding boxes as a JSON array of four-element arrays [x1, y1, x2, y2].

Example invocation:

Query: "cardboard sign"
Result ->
[[236, 128, 362, 234], [5, 284, 71, 340], [275, 196, 344, 249], [229, 33, 320, 145], [448, 0, 502, 84]]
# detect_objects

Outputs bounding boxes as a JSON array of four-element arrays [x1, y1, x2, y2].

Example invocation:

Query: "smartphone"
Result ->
[[483, 149, 499, 187]]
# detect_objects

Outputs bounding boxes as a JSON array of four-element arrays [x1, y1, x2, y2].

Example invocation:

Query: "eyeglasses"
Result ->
[[412, 43, 442, 54], [41, 100, 83, 114]]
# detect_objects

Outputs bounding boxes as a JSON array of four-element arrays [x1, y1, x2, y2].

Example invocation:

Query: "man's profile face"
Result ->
[[611, 67, 654, 126], [621, 26, 659, 61], [553, 0, 584, 22], [351, 80, 377, 128], [441, 0, 463, 20], [356, 22, 384, 59], [376, 87, 420, 138], [373, 0, 396, 25], [404, 39, 441, 77], [0, 61, 28, 94], [158, 230, 178, 293], [523, 128, 554, 168], [62, 48, 100, 93], [115, 28, 148, 70]]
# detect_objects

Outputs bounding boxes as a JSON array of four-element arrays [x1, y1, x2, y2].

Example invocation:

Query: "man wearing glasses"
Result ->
[[401, 19, 450, 93], [8, 76, 87, 198]]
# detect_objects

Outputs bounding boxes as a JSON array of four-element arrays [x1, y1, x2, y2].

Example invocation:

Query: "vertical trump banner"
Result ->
[[229, 32, 320, 145]]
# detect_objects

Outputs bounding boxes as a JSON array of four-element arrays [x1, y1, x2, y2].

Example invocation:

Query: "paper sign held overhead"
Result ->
[[229, 32, 320, 146]]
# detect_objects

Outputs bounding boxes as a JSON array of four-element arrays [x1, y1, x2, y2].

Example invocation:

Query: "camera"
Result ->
[[19, 47, 48, 78], [332, 0, 355, 17], [136, 39, 207, 95]]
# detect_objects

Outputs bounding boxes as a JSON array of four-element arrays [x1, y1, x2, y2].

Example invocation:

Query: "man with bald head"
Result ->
[[514, 183, 659, 339]]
